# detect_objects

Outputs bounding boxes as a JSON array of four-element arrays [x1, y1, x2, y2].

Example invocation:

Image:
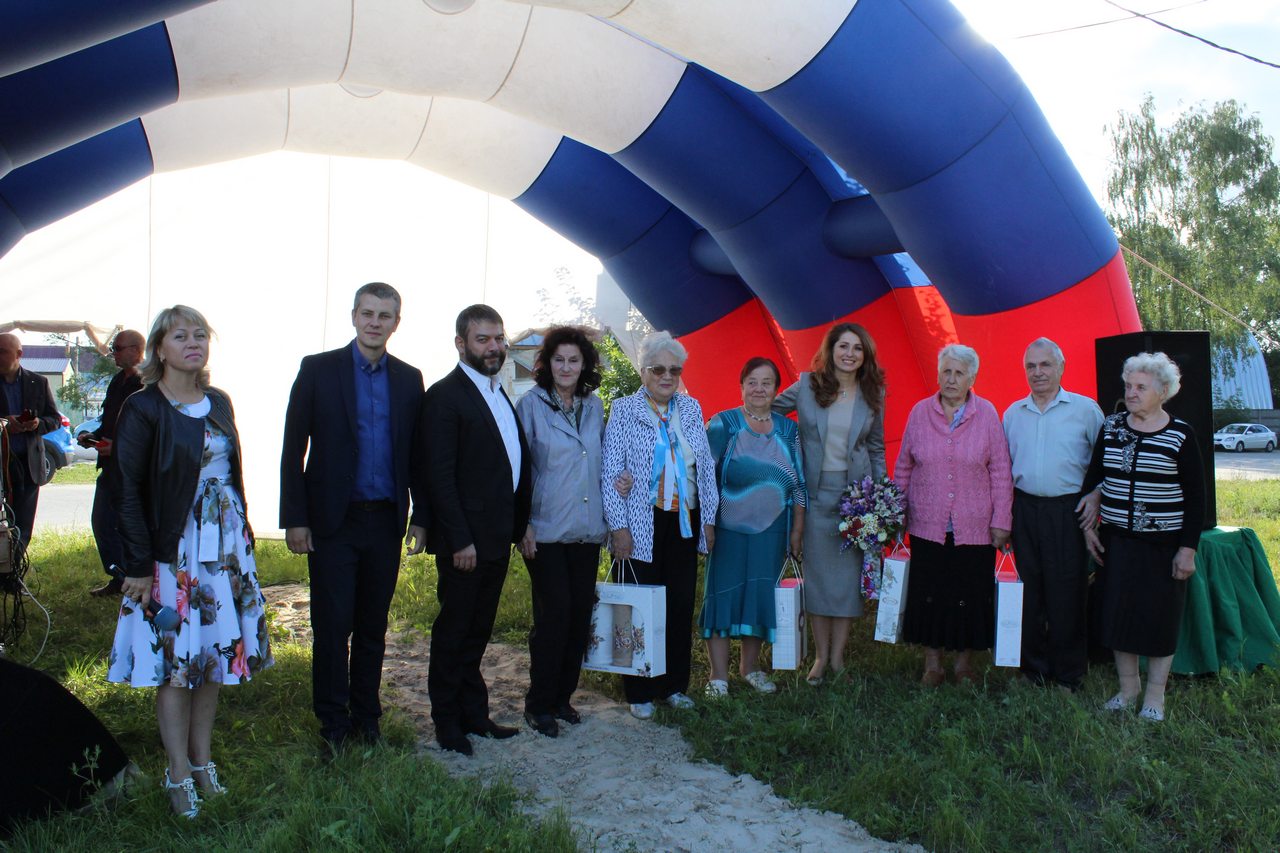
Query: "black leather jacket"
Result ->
[[114, 384, 252, 577]]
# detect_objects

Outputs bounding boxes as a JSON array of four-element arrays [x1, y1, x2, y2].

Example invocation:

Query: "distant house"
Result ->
[[506, 330, 542, 403], [17, 344, 71, 393]]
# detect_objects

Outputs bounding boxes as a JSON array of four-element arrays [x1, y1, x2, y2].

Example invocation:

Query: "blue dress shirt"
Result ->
[[350, 341, 395, 502]]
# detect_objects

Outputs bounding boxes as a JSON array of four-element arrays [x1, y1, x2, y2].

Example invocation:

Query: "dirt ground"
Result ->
[[264, 583, 916, 852]]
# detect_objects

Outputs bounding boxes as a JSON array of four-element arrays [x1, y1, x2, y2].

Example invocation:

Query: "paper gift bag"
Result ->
[[583, 562, 667, 677], [994, 552, 1023, 667], [874, 543, 911, 644], [773, 557, 806, 670]]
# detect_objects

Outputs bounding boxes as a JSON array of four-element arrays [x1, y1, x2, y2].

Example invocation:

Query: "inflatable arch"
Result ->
[[0, 0, 1141, 453]]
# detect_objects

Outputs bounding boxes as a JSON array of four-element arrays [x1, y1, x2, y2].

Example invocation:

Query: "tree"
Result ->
[[597, 332, 641, 417], [48, 334, 114, 421], [1106, 96, 1280, 354]]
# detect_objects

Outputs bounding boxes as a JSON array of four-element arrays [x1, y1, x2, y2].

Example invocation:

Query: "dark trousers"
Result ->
[[4, 455, 38, 554], [525, 541, 600, 715], [91, 467, 125, 578], [622, 508, 697, 705], [428, 550, 510, 733], [1011, 490, 1090, 687], [308, 502, 402, 741]]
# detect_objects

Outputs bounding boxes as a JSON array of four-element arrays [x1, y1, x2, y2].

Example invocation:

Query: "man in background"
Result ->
[[0, 333, 61, 557], [81, 329, 145, 598]]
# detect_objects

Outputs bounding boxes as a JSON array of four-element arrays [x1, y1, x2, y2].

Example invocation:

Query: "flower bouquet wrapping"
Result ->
[[837, 475, 907, 599]]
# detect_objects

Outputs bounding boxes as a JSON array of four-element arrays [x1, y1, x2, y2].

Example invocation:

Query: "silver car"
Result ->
[[1213, 423, 1277, 453]]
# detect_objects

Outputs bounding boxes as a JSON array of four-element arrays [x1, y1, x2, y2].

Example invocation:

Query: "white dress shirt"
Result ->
[[1002, 387, 1105, 497], [458, 360, 522, 491]]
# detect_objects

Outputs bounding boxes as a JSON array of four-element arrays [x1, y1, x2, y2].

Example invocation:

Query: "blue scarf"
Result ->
[[645, 392, 693, 539]]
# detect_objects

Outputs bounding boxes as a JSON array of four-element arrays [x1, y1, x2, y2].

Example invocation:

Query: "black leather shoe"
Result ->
[[555, 704, 582, 725], [524, 712, 559, 738], [437, 729, 473, 756], [464, 719, 518, 740]]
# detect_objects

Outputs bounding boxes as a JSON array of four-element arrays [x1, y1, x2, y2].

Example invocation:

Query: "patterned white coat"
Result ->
[[601, 390, 719, 562]]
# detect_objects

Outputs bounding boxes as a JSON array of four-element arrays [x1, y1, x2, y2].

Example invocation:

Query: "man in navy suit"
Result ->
[[424, 304, 531, 755], [280, 283, 428, 752], [0, 333, 61, 557]]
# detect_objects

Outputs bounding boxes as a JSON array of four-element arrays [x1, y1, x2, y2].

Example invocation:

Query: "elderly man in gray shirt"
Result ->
[[1002, 338, 1104, 691]]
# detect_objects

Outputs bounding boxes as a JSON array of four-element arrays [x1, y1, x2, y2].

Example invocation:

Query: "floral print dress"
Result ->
[[107, 396, 273, 688]]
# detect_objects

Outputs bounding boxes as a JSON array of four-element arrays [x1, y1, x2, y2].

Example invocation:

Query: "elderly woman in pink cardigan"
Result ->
[[895, 344, 1013, 686]]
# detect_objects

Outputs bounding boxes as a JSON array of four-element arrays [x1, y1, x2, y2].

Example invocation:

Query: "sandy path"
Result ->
[[264, 583, 918, 853]]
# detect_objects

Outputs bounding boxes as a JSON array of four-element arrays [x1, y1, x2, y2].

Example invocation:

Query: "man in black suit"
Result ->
[[0, 333, 61, 556], [80, 329, 144, 598], [425, 304, 531, 755], [280, 283, 428, 753]]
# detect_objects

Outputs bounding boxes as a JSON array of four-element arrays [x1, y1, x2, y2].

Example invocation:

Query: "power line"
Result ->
[[1119, 243, 1278, 349], [1013, 0, 1208, 39], [1103, 0, 1280, 69]]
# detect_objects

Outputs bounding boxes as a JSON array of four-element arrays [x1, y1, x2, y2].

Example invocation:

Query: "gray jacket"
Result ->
[[774, 372, 886, 489], [516, 386, 607, 544]]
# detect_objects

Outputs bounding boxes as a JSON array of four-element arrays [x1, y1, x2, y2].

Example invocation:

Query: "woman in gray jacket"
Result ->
[[516, 326, 609, 738], [774, 323, 886, 685]]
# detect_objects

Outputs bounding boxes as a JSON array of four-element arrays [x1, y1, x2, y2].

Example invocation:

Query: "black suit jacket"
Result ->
[[423, 366, 531, 563], [5, 367, 60, 484], [280, 343, 426, 536]]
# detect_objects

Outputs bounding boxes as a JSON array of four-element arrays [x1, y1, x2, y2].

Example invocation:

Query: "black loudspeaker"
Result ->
[[1094, 331, 1216, 530]]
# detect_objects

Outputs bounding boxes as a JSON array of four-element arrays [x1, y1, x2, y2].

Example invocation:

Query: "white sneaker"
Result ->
[[744, 671, 777, 694], [665, 692, 695, 709], [629, 702, 655, 720], [705, 679, 729, 697]]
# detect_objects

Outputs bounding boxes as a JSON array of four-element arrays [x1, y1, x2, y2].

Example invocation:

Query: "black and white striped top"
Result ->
[[1082, 412, 1205, 548]]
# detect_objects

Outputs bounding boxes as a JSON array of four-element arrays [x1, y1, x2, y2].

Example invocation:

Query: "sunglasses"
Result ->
[[644, 365, 683, 377]]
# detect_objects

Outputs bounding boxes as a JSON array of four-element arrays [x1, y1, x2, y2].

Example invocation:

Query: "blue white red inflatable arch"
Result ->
[[0, 0, 1140, 452]]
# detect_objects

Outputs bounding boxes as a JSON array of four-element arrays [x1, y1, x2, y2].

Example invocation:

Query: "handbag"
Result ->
[[583, 560, 668, 677], [773, 554, 806, 670]]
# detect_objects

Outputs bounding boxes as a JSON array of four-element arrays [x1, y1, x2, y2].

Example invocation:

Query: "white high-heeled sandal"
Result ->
[[163, 769, 200, 819], [189, 760, 227, 795]]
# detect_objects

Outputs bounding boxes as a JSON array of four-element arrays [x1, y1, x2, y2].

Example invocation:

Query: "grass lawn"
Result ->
[[1, 533, 577, 851], [4, 481, 1278, 850], [49, 461, 101, 486]]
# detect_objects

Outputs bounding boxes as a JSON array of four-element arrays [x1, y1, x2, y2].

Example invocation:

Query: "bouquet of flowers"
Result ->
[[837, 475, 907, 599]]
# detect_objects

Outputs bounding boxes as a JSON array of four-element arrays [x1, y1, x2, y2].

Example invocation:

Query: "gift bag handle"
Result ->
[[889, 535, 910, 558], [609, 558, 640, 585], [995, 550, 1016, 578], [776, 554, 804, 585]]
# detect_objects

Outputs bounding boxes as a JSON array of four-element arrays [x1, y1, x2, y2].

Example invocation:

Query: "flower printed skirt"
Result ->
[[107, 476, 273, 688]]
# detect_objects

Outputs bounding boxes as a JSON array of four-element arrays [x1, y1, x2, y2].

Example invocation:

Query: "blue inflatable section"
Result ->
[[0, 0, 208, 77], [761, 0, 1117, 313], [513, 138, 753, 336], [0, 120, 154, 256], [614, 66, 890, 328], [0, 23, 178, 177]]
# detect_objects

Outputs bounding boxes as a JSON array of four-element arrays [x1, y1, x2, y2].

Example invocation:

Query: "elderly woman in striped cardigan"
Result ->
[[602, 331, 718, 721]]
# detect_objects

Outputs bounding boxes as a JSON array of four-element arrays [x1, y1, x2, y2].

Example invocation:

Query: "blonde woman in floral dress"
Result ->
[[108, 306, 272, 818]]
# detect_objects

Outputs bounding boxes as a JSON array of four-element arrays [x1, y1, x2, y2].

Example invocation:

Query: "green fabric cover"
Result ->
[[1174, 527, 1280, 675]]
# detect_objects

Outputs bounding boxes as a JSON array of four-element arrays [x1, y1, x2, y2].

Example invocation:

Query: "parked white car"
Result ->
[[1213, 423, 1277, 453]]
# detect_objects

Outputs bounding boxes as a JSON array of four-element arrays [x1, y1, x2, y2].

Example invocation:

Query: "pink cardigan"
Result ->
[[893, 392, 1013, 546]]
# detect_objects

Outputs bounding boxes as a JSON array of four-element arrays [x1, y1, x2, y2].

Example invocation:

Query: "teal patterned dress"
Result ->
[[107, 396, 272, 688], [699, 409, 806, 640]]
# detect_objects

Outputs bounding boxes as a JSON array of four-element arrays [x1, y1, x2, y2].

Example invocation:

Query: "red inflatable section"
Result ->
[[951, 251, 1141, 415], [672, 251, 1139, 471], [675, 298, 799, 420]]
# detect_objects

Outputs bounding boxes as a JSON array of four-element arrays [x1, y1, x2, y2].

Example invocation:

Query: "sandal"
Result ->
[[1103, 693, 1136, 712], [163, 769, 199, 819], [1138, 706, 1165, 722], [189, 760, 227, 795]]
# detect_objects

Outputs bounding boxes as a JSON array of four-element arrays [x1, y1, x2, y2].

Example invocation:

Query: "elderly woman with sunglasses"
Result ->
[[602, 331, 718, 720]]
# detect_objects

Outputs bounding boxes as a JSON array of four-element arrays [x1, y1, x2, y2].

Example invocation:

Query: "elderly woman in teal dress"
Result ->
[[700, 357, 806, 696]]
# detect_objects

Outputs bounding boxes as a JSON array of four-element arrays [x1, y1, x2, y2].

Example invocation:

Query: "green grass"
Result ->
[[668, 479, 1280, 851], [49, 461, 101, 485], [3, 531, 577, 851], [8, 481, 1278, 850]]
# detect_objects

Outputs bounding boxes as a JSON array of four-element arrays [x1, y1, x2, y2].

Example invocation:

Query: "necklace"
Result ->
[[742, 406, 771, 423], [159, 378, 199, 405]]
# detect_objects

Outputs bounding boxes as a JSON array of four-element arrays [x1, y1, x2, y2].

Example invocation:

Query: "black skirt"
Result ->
[[902, 533, 996, 652], [1096, 531, 1185, 657]]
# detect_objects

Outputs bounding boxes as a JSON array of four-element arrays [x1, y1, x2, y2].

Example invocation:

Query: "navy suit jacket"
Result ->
[[280, 344, 426, 536], [423, 366, 531, 563]]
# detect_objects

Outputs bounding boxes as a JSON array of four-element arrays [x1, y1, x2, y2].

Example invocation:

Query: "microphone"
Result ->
[[146, 599, 180, 631]]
